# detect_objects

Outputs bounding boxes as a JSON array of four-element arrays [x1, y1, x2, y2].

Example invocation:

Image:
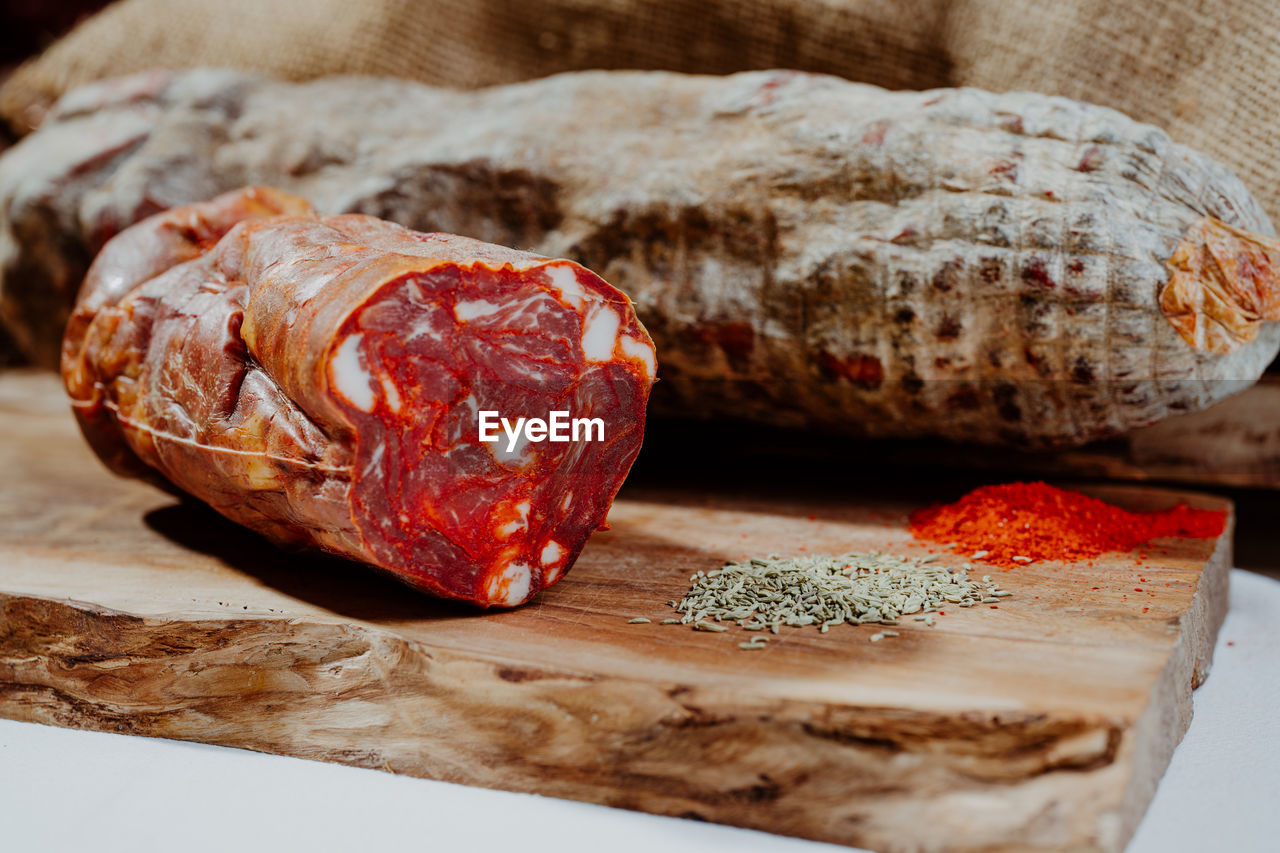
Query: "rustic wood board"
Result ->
[[0, 371, 1230, 853]]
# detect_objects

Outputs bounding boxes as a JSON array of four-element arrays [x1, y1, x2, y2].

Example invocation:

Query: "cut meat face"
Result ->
[[62, 187, 655, 606], [330, 260, 653, 604]]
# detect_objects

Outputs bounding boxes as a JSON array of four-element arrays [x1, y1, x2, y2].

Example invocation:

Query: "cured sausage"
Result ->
[[9, 69, 1280, 445], [62, 187, 656, 606]]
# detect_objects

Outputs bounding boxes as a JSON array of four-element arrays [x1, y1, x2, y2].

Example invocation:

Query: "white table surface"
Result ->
[[2, 569, 1277, 853]]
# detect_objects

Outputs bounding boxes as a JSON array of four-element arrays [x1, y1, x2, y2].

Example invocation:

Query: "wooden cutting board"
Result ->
[[0, 371, 1230, 853]]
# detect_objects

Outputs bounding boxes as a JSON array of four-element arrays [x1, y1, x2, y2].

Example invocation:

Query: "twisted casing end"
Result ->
[[1162, 217, 1280, 354]]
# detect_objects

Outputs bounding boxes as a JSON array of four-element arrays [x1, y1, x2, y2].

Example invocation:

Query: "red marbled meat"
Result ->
[[62, 187, 656, 606]]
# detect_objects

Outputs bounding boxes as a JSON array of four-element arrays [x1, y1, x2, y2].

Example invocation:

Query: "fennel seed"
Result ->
[[672, 551, 1008, 642]]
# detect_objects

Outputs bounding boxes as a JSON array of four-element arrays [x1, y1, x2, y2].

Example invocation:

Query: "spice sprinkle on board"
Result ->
[[909, 481, 1228, 568]]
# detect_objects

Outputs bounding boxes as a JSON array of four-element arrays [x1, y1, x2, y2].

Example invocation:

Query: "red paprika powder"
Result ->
[[909, 482, 1226, 568]]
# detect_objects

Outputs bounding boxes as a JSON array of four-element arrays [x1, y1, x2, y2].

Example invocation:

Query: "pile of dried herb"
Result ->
[[667, 552, 1008, 636]]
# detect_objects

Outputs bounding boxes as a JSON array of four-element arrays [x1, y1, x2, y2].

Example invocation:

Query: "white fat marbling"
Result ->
[[545, 264, 586, 309], [619, 335, 656, 378], [453, 299, 504, 322], [456, 292, 554, 327], [540, 540, 564, 566], [485, 561, 533, 606], [489, 427, 530, 465], [495, 499, 531, 538], [581, 304, 620, 362], [456, 393, 479, 424], [330, 334, 376, 412], [405, 313, 445, 342], [379, 374, 402, 412], [361, 443, 385, 477]]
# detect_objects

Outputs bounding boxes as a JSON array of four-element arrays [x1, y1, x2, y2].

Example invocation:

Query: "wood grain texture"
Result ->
[[0, 370, 1230, 852]]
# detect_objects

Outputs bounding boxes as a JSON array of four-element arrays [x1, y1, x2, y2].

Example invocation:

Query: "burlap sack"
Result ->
[[2, 0, 1278, 217], [945, 0, 1280, 225], [0, 0, 951, 133]]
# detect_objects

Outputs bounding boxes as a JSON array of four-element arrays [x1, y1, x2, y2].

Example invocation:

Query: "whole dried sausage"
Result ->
[[9, 69, 1280, 445], [62, 187, 656, 605]]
